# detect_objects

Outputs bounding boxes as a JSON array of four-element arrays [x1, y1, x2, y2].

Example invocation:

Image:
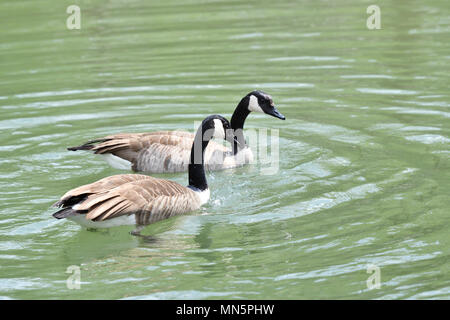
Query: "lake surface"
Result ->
[[0, 0, 449, 299]]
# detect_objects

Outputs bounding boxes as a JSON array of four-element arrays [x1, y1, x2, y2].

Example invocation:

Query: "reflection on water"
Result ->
[[0, 0, 449, 299]]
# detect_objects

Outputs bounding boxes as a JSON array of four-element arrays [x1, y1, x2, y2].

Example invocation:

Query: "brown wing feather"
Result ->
[[84, 132, 196, 163], [69, 131, 231, 173], [84, 178, 194, 221], [55, 174, 198, 223], [54, 174, 149, 207]]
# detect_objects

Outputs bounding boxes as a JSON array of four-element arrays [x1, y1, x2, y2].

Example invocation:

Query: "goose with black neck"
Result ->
[[52, 115, 237, 235], [67, 91, 285, 173]]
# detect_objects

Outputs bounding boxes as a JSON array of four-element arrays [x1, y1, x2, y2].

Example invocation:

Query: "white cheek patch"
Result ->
[[248, 95, 264, 113], [213, 119, 225, 139]]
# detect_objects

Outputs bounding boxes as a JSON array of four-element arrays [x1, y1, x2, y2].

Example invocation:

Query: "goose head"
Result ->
[[246, 90, 285, 120], [202, 115, 241, 147], [189, 115, 240, 191]]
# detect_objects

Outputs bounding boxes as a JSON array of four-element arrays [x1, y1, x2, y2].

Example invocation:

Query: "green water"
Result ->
[[0, 0, 449, 300]]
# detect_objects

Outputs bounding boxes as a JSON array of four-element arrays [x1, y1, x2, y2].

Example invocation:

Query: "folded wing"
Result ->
[[53, 174, 200, 225], [68, 131, 231, 173]]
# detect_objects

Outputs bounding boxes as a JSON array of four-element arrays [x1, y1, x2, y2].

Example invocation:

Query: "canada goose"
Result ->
[[52, 115, 236, 234], [68, 90, 285, 173]]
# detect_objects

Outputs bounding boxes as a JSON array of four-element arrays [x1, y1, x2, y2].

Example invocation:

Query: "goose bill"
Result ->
[[266, 107, 286, 120]]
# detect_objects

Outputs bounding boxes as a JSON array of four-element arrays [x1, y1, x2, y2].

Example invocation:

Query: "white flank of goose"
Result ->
[[52, 115, 237, 234], [67, 91, 285, 173]]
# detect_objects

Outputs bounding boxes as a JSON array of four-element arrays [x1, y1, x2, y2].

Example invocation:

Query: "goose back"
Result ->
[[79, 132, 247, 173], [53, 174, 204, 227]]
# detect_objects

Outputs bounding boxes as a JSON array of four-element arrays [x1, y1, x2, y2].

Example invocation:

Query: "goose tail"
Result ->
[[67, 139, 108, 151], [53, 207, 77, 219]]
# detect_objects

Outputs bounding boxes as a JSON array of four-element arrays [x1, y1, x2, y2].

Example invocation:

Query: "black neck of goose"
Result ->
[[230, 96, 250, 154], [231, 96, 250, 131], [188, 129, 210, 191]]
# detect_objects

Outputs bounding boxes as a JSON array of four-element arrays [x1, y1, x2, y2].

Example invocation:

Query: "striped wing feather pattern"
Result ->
[[54, 174, 201, 225], [78, 131, 232, 173]]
